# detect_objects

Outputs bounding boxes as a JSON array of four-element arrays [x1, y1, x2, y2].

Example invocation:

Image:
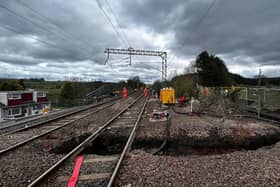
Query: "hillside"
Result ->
[[230, 73, 280, 86]]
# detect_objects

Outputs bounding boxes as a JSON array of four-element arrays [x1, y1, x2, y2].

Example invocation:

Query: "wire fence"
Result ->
[[201, 86, 280, 119], [238, 87, 280, 116]]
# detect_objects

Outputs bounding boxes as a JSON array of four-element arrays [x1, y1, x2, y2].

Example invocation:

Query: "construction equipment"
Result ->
[[160, 87, 175, 104]]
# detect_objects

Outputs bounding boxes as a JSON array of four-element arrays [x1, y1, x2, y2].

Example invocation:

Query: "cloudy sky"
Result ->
[[0, 0, 279, 83]]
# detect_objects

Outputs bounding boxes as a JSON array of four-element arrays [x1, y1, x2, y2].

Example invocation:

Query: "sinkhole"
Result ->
[[49, 126, 280, 156], [133, 134, 280, 156], [50, 133, 91, 154], [82, 135, 128, 155]]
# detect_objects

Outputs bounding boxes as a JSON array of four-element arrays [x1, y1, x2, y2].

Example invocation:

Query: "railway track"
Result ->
[[28, 95, 148, 186], [0, 93, 138, 154], [0, 94, 129, 135], [0, 102, 115, 154], [0, 93, 143, 186]]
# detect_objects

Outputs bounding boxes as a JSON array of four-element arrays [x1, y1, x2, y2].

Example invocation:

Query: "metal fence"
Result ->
[[238, 87, 280, 117]]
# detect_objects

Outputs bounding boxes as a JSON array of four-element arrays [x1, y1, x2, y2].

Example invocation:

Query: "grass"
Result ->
[[239, 88, 280, 110]]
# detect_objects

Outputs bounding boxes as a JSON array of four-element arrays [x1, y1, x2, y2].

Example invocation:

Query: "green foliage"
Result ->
[[60, 82, 75, 107], [171, 74, 198, 97], [60, 82, 75, 100], [151, 80, 163, 94], [230, 73, 280, 86], [229, 88, 242, 102], [195, 51, 233, 86], [19, 79, 25, 89], [126, 76, 145, 89], [72, 81, 87, 99], [117, 81, 126, 89], [0, 80, 24, 91]]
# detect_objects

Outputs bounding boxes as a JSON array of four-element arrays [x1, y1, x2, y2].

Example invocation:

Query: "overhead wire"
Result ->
[[194, 0, 218, 30], [95, 0, 160, 81], [0, 24, 86, 57], [0, 2, 93, 58], [103, 0, 132, 47], [189, 0, 218, 54], [95, 0, 128, 47], [17, 0, 98, 53]]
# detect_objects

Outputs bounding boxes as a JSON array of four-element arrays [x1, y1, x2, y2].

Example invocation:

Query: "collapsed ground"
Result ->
[[114, 98, 280, 186]]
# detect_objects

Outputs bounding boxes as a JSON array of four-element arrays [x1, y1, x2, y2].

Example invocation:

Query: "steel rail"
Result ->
[[0, 102, 115, 156], [107, 96, 148, 187], [27, 94, 143, 187], [0, 92, 135, 136]]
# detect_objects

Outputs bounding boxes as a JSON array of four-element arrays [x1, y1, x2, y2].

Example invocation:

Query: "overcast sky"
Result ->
[[0, 0, 279, 83]]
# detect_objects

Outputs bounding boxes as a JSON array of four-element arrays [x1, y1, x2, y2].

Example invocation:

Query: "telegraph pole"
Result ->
[[257, 67, 262, 118]]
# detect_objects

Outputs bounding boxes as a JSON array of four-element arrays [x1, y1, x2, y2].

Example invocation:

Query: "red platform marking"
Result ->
[[67, 155, 84, 187]]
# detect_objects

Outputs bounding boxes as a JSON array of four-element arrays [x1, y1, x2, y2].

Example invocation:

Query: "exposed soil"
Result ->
[[115, 98, 280, 186], [135, 100, 280, 154]]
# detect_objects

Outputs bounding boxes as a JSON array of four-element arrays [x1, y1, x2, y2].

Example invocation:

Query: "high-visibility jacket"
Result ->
[[123, 87, 127, 98], [144, 88, 148, 97]]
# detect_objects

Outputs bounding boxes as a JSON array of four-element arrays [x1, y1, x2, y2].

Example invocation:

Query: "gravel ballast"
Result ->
[[116, 146, 280, 186], [0, 95, 139, 186], [115, 99, 280, 186]]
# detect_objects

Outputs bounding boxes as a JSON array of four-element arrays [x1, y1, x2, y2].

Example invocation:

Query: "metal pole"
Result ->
[[263, 88, 266, 108], [162, 57, 164, 81], [257, 67, 261, 118]]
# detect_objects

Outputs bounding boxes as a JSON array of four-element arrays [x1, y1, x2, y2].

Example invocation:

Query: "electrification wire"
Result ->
[[95, 0, 128, 47], [132, 61, 162, 72], [0, 24, 88, 57], [194, 0, 218, 30], [109, 56, 130, 64], [0, 3, 68, 40], [0, 3, 92, 58], [17, 0, 97, 53], [103, 0, 132, 47]]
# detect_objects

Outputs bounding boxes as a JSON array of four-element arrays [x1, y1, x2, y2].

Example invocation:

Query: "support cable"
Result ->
[[103, 0, 132, 47], [17, 0, 98, 53], [95, 0, 128, 46], [0, 3, 93, 58]]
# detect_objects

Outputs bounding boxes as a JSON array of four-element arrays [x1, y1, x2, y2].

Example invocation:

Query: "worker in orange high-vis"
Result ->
[[123, 87, 127, 99], [144, 87, 148, 97]]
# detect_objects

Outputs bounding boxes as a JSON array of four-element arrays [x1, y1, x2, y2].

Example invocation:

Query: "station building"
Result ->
[[0, 90, 50, 121]]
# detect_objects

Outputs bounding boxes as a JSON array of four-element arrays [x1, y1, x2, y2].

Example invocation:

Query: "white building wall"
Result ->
[[33, 91, 38, 102], [0, 93, 7, 105], [0, 108, 2, 121]]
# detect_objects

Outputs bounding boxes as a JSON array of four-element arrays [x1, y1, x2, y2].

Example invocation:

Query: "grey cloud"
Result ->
[[0, 54, 42, 65], [118, 0, 280, 76], [0, 0, 280, 82]]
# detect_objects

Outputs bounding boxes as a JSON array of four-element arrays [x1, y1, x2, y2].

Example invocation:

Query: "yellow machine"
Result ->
[[160, 87, 175, 104], [42, 108, 49, 113]]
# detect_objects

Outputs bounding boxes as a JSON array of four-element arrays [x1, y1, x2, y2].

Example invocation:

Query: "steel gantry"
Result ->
[[104, 48, 167, 81]]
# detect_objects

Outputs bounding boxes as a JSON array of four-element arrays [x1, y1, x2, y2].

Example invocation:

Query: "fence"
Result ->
[[238, 87, 280, 117]]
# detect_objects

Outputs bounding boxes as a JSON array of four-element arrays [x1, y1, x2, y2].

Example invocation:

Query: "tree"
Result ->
[[60, 82, 75, 107], [0, 80, 24, 91], [19, 79, 25, 89], [60, 82, 75, 100], [171, 74, 198, 97], [195, 51, 232, 86], [127, 76, 144, 89], [151, 80, 163, 95]]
